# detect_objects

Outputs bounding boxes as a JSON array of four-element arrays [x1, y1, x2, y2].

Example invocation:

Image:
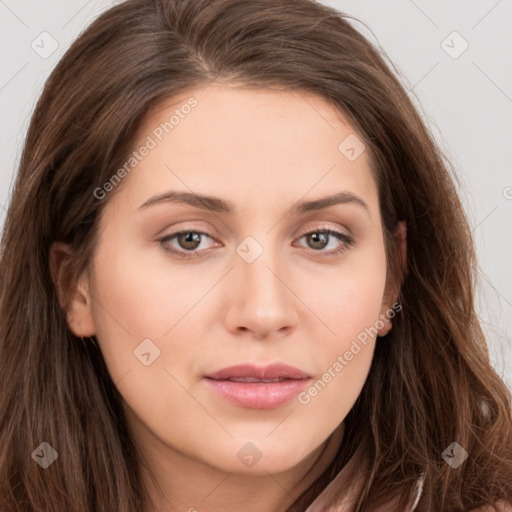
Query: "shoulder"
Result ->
[[469, 502, 512, 512]]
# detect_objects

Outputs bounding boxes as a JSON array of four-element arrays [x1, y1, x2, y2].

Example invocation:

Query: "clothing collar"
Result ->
[[305, 455, 425, 512]]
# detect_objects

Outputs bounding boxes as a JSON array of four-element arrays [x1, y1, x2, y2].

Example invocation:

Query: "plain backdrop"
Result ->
[[1, 0, 511, 389]]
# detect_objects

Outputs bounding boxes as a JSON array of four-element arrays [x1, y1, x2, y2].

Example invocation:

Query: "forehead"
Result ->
[[106, 84, 378, 217]]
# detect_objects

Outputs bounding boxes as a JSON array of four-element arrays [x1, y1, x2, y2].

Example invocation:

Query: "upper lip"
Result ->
[[205, 363, 311, 381]]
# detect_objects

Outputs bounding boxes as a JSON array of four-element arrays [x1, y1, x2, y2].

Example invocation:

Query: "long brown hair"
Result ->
[[1, 0, 511, 510]]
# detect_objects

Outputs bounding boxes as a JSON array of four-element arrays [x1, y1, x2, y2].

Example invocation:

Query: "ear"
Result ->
[[49, 241, 96, 337], [377, 221, 407, 337]]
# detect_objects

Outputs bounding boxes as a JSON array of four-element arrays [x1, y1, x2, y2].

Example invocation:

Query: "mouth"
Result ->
[[204, 363, 311, 409]]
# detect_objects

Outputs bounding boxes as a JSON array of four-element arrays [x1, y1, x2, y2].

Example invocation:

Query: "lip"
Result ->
[[204, 363, 311, 410]]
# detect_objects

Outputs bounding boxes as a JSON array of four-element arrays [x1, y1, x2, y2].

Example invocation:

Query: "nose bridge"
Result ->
[[236, 234, 286, 302], [224, 233, 298, 336]]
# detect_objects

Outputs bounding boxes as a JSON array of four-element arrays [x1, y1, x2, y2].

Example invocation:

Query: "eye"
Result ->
[[294, 228, 354, 256], [158, 226, 354, 260], [159, 230, 218, 259]]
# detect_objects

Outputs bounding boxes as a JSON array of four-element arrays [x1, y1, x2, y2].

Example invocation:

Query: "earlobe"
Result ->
[[376, 304, 393, 337], [49, 242, 96, 337]]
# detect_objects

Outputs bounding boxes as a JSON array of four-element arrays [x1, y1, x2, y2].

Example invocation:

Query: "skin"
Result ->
[[51, 84, 405, 512]]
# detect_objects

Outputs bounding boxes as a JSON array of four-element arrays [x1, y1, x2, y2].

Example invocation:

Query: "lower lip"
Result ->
[[204, 378, 310, 409]]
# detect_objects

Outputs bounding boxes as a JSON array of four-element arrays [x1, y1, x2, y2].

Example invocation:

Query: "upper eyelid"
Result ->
[[161, 224, 351, 241], [160, 219, 352, 237]]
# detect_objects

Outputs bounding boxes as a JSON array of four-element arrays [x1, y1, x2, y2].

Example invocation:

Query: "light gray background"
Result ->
[[1, 0, 511, 389]]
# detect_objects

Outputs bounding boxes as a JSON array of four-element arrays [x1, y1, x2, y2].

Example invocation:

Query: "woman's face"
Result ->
[[67, 84, 393, 475]]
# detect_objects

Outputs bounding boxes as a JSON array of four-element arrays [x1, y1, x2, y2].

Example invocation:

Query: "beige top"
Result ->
[[304, 452, 425, 512]]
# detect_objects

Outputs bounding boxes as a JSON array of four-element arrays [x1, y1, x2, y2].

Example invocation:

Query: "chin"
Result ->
[[201, 436, 318, 475]]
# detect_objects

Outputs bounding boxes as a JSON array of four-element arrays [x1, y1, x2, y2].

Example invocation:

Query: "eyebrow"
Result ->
[[138, 190, 369, 216]]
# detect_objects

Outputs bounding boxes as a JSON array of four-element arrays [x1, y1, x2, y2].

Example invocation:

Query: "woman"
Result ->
[[0, 0, 511, 511]]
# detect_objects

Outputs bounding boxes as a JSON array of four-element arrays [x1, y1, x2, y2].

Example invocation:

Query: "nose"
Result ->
[[222, 243, 299, 340]]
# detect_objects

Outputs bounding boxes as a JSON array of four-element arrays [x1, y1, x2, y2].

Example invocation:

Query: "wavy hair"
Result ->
[[0, 0, 511, 510]]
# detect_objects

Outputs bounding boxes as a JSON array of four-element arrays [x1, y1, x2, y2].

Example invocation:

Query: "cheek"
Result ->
[[88, 236, 226, 431], [90, 239, 208, 344], [294, 291, 381, 446], [294, 240, 387, 415], [88, 245, 205, 438], [298, 238, 388, 345]]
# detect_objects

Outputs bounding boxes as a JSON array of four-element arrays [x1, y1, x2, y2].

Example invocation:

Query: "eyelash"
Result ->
[[158, 226, 354, 260]]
